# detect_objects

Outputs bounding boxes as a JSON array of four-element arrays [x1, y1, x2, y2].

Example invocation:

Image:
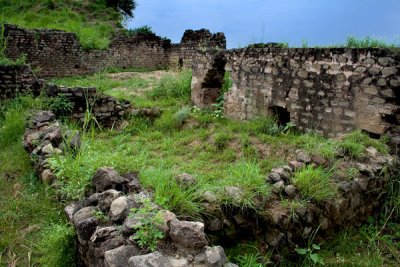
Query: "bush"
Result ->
[[127, 25, 156, 36]]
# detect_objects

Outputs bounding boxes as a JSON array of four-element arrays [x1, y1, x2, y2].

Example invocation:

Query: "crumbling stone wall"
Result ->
[[192, 48, 400, 137], [169, 29, 226, 69], [0, 64, 130, 125], [4, 24, 225, 77], [45, 84, 131, 126], [0, 64, 44, 99]]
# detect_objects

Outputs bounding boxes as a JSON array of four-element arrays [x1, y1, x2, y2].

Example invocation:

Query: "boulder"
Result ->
[[296, 150, 311, 163], [122, 172, 142, 193], [34, 111, 55, 124], [65, 129, 81, 150], [104, 245, 140, 267], [170, 219, 208, 252], [89, 189, 122, 212], [224, 186, 243, 202], [175, 173, 197, 188], [92, 167, 126, 193], [205, 246, 228, 267], [110, 196, 129, 222], [64, 202, 82, 223], [41, 169, 56, 184], [129, 251, 171, 267], [73, 206, 99, 242], [203, 191, 218, 203]]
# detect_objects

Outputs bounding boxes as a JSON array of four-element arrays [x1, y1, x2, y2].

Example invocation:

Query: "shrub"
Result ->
[[128, 199, 164, 251], [49, 94, 73, 117], [127, 25, 156, 36]]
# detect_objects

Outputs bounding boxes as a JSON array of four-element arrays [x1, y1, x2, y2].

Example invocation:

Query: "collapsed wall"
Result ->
[[4, 24, 225, 77], [0, 64, 44, 98], [0, 64, 131, 125], [192, 48, 400, 137], [169, 29, 226, 69]]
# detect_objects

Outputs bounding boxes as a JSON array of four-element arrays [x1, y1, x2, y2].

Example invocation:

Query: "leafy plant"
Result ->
[[49, 94, 73, 116], [92, 210, 109, 223], [296, 243, 325, 266], [128, 199, 164, 251]]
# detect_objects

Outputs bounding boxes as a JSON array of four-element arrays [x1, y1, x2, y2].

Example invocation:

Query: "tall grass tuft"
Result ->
[[148, 70, 192, 101], [292, 165, 336, 201]]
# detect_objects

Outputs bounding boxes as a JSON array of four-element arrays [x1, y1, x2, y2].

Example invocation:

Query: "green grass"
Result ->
[[292, 165, 336, 202], [0, 95, 74, 266], [0, 0, 122, 50], [1, 70, 398, 265], [345, 36, 400, 48], [147, 69, 192, 100]]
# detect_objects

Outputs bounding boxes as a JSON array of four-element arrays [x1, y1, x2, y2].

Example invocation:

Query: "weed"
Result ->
[[226, 243, 272, 266], [296, 243, 325, 266], [92, 210, 109, 223], [292, 165, 336, 201], [49, 94, 73, 117], [128, 198, 164, 251]]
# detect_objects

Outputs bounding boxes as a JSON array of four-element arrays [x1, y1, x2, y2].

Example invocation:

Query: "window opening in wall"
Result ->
[[269, 106, 290, 126]]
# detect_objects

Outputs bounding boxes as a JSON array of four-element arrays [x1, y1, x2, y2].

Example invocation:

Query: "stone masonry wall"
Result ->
[[4, 24, 171, 77], [0, 64, 44, 99], [4, 24, 225, 77], [192, 48, 400, 137], [0, 64, 130, 125], [169, 29, 226, 69]]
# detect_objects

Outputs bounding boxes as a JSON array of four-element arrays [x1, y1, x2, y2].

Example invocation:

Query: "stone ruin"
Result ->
[[4, 24, 225, 77], [2, 23, 400, 266], [23, 111, 235, 267], [191, 49, 400, 140], [22, 110, 399, 266]]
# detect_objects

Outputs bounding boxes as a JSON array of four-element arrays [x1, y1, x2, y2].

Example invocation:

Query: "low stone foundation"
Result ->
[[23, 111, 235, 267]]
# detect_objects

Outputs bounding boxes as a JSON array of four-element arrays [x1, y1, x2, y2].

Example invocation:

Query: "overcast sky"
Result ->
[[126, 0, 400, 48]]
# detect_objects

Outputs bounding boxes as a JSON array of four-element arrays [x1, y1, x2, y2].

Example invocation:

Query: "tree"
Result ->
[[106, 0, 137, 18]]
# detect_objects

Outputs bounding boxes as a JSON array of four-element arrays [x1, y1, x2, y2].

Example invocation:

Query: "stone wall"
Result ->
[[0, 64, 44, 99], [169, 29, 226, 69], [0, 64, 131, 125], [4, 24, 225, 77], [192, 48, 400, 137], [45, 84, 131, 126]]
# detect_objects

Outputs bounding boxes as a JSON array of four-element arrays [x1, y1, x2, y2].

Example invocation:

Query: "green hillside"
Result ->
[[0, 0, 128, 49]]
